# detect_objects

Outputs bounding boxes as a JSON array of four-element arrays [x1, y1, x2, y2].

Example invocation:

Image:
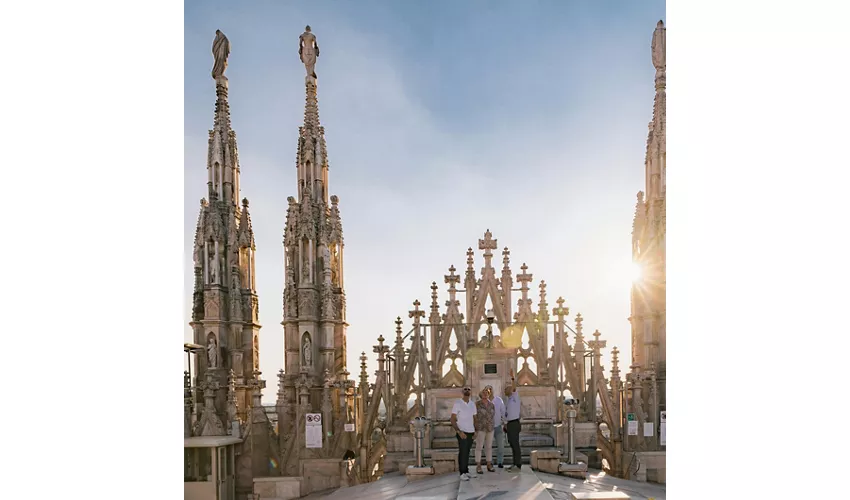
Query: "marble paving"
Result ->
[[457, 466, 554, 500], [536, 470, 665, 500], [300, 468, 665, 500]]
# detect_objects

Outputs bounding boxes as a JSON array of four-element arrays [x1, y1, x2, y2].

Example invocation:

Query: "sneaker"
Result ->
[[507, 466, 520, 473], [460, 472, 470, 481], [468, 471, 478, 478], [498, 464, 504, 469]]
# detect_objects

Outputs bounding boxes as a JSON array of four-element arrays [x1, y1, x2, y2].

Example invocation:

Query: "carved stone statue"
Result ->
[[330, 246, 340, 285], [212, 30, 231, 80], [207, 337, 219, 368], [320, 245, 331, 271], [651, 21, 665, 71], [208, 250, 218, 284], [302, 335, 313, 366], [299, 26, 319, 79]]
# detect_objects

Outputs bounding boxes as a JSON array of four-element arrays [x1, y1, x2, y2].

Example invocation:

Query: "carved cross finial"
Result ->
[[409, 299, 425, 322], [478, 229, 497, 253], [517, 263, 532, 282], [445, 265, 461, 289], [575, 313, 584, 337], [502, 247, 511, 270], [395, 316, 403, 337], [588, 330, 607, 355], [553, 296, 569, 318], [466, 248, 474, 268]]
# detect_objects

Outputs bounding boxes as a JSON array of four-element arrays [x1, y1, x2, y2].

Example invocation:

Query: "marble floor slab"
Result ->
[[300, 467, 665, 500], [457, 467, 554, 500]]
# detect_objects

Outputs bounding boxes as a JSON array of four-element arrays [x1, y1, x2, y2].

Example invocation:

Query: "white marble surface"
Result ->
[[299, 467, 665, 500], [458, 467, 554, 500]]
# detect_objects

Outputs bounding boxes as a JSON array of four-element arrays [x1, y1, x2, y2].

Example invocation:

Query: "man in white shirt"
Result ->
[[487, 385, 507, 468], [451, 385, 477, 480]]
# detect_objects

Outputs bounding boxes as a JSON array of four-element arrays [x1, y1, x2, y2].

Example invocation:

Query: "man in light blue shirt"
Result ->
[[487, 385, 507, 468], [504, 375, 522, 471]]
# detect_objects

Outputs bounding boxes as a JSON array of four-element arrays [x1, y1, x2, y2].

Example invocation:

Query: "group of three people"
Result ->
[[450, 375, 522, 481]]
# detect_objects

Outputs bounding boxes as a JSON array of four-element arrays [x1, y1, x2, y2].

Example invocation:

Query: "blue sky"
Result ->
[[185, 0, 665, 401]]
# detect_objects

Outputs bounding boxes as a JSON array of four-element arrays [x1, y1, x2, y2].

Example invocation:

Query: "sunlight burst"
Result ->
[[630, 262, 643, 283]]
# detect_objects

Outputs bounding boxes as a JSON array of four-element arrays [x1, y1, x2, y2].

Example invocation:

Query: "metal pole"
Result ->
[[567, 408, 577, 464]]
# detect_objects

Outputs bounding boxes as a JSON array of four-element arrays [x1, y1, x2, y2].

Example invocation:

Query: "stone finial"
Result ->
[[409, 299, 425, 324], [359, 351, 368, 385], [502, 247, 511, 270], [444, 265, 458, 285], [395, 316, 404, 336], [242, 197, 249, 207], [553, 296, 569, 318], [611, 347, 621, 379], [374, 335, 390, 373], [575, 313, 584, 338], [330, 194, 339, 206]]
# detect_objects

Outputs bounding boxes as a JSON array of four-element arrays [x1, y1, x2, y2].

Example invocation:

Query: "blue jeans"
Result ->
[[494, 425, 505, 465]]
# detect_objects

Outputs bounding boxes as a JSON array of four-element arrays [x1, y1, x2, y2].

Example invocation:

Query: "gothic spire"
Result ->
[[207, 64, 242, 206]]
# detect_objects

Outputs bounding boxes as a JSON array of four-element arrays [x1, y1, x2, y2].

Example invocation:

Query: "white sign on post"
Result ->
[[344, 423, 355, 432], [643, 422, 654, 437], [305, 413, 323, 449], [627, 420, 639, 436]]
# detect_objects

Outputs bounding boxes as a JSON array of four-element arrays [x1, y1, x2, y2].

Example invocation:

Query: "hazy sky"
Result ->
[[184, 0, 666, 401]]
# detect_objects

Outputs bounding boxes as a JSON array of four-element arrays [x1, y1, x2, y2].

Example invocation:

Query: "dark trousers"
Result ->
[[506, 419, 522, 469], [456, 431, 475, 474]]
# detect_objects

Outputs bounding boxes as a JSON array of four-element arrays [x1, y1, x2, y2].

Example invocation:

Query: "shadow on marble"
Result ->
[[535, 469, 665, 500]]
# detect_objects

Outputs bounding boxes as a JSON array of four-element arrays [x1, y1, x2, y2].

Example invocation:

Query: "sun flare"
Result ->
[[630, 262, 643, 283]]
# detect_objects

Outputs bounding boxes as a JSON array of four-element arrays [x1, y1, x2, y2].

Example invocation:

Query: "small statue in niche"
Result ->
[[302, 335, 313, 366], [330, 245, 340, 285], [208, 249, 217, 284], [207, 337, 219, 368]]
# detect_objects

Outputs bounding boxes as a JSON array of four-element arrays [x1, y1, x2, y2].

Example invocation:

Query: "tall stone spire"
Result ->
[[190, 30, 262, 428], [629, 20, 666, 415], [279, 27, 350, 472]]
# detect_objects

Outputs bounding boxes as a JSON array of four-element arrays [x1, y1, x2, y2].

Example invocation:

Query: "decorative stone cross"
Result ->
[[409, 299, 425, 325], [553, 296, 569, 318], [374, 335, 390, 372], [517, 263, 533, 301], [588, 330, 607, 353], [502, 247, 511, 270], [479, 229, 498, 268], [445, 265, 461, 290]]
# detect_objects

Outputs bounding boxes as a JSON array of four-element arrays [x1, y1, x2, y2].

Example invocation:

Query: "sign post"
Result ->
[[626, 413, 638, 436], [306, 413, 323, 449]]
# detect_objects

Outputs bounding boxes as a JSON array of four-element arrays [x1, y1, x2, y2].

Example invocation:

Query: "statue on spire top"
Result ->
[[651, 21, 665, 71], [212, 30, 231, 80], [299, 25, 319, 80]]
